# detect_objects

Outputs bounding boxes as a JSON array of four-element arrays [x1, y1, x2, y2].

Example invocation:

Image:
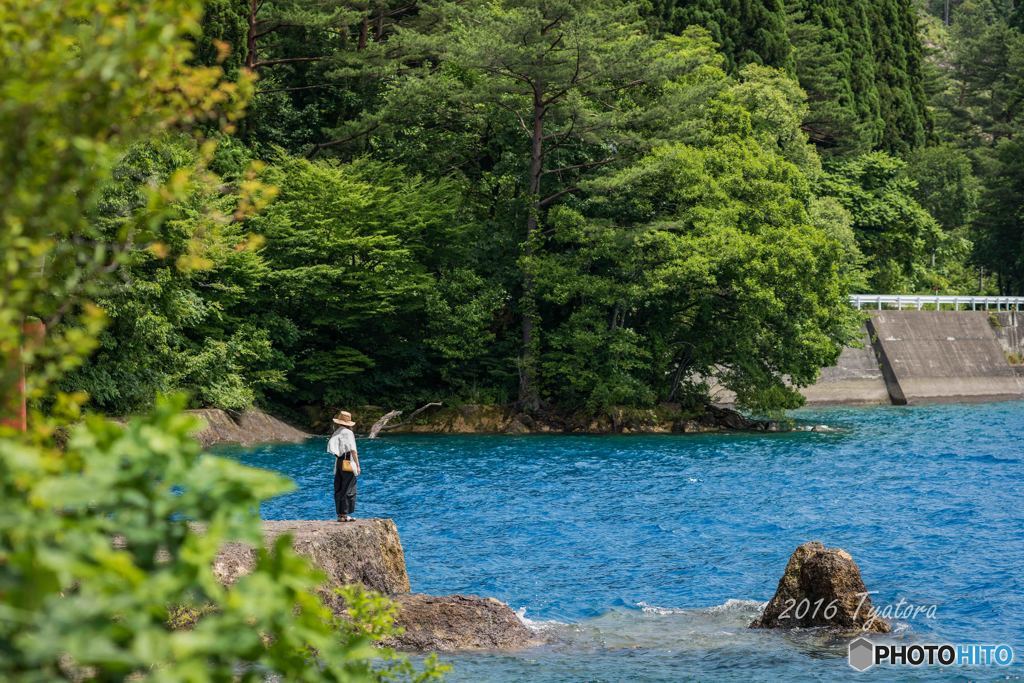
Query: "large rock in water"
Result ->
[[213, 520, 411, 612], [211, 520, 536, 652], [750, 541, 891, 633], [384, 594, 540, 652]]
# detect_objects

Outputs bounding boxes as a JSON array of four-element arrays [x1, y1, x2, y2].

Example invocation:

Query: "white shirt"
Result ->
[[327, 427, 359, 475]]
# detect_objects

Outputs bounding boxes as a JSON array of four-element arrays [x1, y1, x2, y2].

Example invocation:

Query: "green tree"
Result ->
[[529, 47, 855, 411], [404, 0, 691, 409], [922, 0, 1024, 291], [61, 137, 286, 415], [929, 0, 1024, 147], [247, 155, 474, 408], [203, 0, 422, 155], [786, 0, 882, 154], [786, 0, 929, 155], [194, 0, 249, 75], [974, 136, 1024, 292], [869, 0, 930, 153], [906, 144, 980, 232], [821, 152, 946, 291]]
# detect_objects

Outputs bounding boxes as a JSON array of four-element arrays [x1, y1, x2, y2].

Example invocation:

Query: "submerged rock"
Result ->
[[384, 593, 540, 652], [750, 541, 890, 633]]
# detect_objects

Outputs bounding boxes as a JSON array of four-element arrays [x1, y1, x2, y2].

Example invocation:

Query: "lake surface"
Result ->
[[224, 402, 1024, 681]]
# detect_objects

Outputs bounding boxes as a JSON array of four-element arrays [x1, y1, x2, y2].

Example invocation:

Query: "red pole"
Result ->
[[1, 319, 45, 432], [1, 349, 26, 432]]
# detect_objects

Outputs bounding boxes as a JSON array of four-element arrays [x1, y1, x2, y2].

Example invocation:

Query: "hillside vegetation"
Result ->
[[54, 0, 1024, 417]]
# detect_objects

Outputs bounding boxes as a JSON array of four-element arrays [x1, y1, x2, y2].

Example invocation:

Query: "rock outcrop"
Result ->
[[213, 520, 410, 612], [191, 407, 309, 448], [210, 519, 535, 652], [384, 594, 540, 652], [750, 541, 890, 633]]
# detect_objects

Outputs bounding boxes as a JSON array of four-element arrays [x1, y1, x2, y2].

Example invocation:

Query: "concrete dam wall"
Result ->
[[864, 311, 1023, 404], [799, 327, 891, 405], [801, 310, 1023, 406]]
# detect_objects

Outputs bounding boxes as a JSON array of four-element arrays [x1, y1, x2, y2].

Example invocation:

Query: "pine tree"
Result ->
[[786, 0, 928, 156], [399, 0, 695, 409], [786, 0, 882, 154], [869, 0, 929, 153], [645, 0, 793, 70]]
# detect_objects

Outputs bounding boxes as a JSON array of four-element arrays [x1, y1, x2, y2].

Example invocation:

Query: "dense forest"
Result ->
[[60, 0, 1024, 420]]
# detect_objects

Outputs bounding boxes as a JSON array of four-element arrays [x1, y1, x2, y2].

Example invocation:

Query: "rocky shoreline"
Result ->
[[316, 403, 785, 438], [189, 403, 785, 448]]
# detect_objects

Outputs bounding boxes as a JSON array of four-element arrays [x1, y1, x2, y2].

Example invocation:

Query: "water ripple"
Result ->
[[224, 401, 1024, 681]]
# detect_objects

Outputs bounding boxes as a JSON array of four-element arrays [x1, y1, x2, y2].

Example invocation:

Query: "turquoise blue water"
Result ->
[[225, 403, 1024, 681]]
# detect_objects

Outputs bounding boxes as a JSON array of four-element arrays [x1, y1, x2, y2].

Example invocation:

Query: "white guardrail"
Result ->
[[850, 294, 1024, 311]]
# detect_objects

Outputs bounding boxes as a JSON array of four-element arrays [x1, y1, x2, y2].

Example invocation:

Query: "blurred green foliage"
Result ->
[[0, 397, 447, 681], [0, 0, 443, 680]]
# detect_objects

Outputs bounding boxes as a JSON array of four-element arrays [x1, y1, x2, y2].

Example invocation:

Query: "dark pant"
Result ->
[[334, 465, 357, 517]]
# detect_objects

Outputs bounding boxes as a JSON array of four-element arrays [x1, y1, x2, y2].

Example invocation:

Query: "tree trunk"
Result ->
[[375, 5, 385, 40], [368, 410, 402, 438], [245, 0, 258, 69], [358, 13, 369, 51], [518, 84, 546, 411]]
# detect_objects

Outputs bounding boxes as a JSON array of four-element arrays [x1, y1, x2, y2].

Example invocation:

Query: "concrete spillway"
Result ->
[[799, 327, 891, 405], [715, 310, 1022, 407], [801, 310, 1024, 405], [865, 311, 1023, 404]]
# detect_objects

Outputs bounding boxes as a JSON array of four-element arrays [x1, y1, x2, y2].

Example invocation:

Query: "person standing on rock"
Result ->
[[327, 410, 360, 522]]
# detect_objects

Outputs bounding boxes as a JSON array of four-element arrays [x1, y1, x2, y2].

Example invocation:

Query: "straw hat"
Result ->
[[332, 410, 355, 427]]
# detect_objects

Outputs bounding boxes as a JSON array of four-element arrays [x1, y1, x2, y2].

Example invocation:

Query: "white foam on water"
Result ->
[[636, 598, 766, 615], [794, 423, 844, 433], [515, 606, 569, 633], [514, 598, 771, 653], [889, 620, 911, 635], [707, 598, 767, 613], [505, 598, 887, 666], [637, 601, 686, 615], [511, 597, 903, 657]]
